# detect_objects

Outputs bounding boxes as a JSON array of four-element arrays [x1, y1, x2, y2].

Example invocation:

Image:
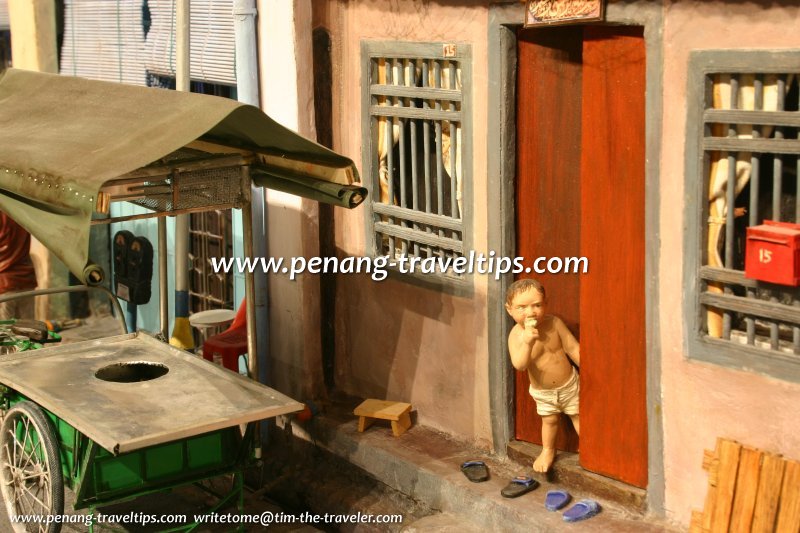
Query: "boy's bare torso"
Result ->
[[511, 315, 574, 389]]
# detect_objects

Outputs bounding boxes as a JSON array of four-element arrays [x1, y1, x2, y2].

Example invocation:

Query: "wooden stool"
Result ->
[[354, 399, 412, 437]]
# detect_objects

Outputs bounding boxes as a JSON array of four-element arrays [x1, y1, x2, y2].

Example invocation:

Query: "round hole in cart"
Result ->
[[95, 361, 169, 383]]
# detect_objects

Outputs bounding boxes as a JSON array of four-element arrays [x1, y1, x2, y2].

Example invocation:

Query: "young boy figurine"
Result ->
[[505, 279, 580, 473]]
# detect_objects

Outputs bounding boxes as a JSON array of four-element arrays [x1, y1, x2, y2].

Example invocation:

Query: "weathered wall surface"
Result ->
[[318, 0, 494, 446], [302, 1, 800, 523], [660, 0, 800, 525], [259, 0, 325, 399]]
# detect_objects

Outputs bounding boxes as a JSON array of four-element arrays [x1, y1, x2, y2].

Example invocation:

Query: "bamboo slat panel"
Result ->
[[691, 437, 798, 533]]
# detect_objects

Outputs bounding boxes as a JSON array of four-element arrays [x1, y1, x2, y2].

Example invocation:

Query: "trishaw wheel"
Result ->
[[0, 402, 64, 533]]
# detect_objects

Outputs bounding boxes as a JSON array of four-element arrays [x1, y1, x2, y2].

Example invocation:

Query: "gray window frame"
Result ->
[[361, 40, 473, 293], [684, 49, 800, 382]]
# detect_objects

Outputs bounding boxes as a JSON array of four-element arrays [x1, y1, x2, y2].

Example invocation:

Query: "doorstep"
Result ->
[[272, 398, 677, 532], [507, 440, 647, 512]]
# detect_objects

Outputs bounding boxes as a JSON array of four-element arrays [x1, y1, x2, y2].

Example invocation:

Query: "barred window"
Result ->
[[362, 41, 471, 284], [686, 51, 800, 378]]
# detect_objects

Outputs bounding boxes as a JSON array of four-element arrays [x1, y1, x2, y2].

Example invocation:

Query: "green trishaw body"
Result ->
[[4, 391, 247, 510]]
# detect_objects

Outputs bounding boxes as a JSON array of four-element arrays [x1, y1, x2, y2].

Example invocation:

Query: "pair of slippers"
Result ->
[[546, 490, 601, 522], [460, 461, 539, 498], [460, 461, 600, 522]]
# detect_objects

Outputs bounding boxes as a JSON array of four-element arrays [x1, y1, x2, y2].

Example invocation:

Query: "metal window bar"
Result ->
[[702, 71, 800, 355], [410, 62, 422, 257], [385, 58, 396, 257], [434, 60, 445, 259], [745, 75, 763, 345], [189, 209, 232, 313], [397, 59, 409, 256], [422, 60, 432, 257], [772, 75, 786, 350], [449, 61, 458, 224], [369, 52, 465, 277], [722, 75, 738, 341]]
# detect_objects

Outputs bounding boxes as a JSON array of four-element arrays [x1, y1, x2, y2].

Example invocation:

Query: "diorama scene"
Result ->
[[0, 0, 799, 532]]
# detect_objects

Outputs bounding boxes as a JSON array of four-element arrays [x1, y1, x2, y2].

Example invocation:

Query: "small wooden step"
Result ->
[[354, 399, 413, 437]]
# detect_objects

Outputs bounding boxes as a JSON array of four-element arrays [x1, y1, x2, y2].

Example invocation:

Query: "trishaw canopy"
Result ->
[[0, 68, 364, 283]]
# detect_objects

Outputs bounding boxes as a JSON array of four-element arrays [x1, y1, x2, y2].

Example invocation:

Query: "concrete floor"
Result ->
[[1, 319, 683, 532], [257, 399, 684, 533], [0, 474, 323, 533]]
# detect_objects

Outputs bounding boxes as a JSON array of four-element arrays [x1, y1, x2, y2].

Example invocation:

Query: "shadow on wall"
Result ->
[[333, 249, 487, 435]]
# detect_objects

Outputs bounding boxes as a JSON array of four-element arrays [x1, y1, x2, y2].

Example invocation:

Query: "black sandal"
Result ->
[[460, 460, 489, 482], [501, 475, 539, 498]]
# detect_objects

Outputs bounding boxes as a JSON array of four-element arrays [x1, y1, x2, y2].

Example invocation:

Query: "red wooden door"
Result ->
[[514, 25, 647, 488], [579, 26, 647, 488], [515, 27, 583, 452]]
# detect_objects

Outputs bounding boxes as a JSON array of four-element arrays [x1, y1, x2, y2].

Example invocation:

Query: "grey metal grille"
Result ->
[[364, 42, 471, 281], [131, 167, 243, 212], [698, 71, 800, 355]]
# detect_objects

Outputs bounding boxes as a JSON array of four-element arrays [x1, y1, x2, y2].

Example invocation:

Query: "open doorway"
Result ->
[[514, 24, 647, 488]]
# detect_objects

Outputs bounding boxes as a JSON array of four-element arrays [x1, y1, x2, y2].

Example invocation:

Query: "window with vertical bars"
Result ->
[[189, 209, 234, 312], [687, 51, 800, 376], [362, 42, 471, 283]]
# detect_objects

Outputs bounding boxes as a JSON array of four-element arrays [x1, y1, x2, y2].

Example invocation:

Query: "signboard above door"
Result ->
[[524, 0, 605, 27]]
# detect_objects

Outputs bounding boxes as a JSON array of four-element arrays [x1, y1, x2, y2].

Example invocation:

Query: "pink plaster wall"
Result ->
[[318, 0, 493, 446], [661, 1, 800, 525]]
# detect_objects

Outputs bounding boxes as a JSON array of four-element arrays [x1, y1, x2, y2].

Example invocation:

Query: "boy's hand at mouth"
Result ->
[[522, 318, 539, 344]]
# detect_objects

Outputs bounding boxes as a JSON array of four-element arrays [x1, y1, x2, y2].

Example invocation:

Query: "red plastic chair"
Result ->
[[201, 301, 248, 373]]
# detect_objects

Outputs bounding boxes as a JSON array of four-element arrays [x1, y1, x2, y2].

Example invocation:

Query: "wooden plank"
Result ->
[[704, 137, 800, 155], [374, 221, 464, 253], [710, 439, 742, 533], [704, 109, 800, 128], [700, 292, 800, 324], [703, 447, 718, 472], [370, 84, 461, 101], [357, 416, 375, 433], [699, 265, 759, 289], [354, 399, 411, 421], [369, 104, 461, 122], [372, 202, 464, 232], [776, 459, 800, 533], [752, 452, 786, 533], [690, 510, 706, 533], [730, 447, 762, 532], [702, 439, 724, 532], [391, 412, 412, 437]]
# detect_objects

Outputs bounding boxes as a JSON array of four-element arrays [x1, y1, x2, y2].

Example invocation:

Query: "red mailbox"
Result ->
[[745, 220, 800, 286]]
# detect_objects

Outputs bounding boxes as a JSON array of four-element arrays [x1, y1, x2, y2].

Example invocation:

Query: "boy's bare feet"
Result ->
[[533, 447, 555, 473]]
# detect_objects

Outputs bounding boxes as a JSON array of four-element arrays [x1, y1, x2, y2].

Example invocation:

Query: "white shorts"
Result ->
[[528, 368, 580, 417]]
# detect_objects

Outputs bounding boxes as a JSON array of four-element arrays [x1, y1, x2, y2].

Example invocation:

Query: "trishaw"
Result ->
[[0, 68, 365, 532]]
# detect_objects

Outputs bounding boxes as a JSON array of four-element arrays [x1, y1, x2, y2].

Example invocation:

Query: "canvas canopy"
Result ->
[[0, 68, 364, 284]]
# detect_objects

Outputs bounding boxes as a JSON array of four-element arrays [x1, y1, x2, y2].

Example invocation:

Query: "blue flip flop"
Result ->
[[562, 499, 601, 522], [545, 490, 571, 511]]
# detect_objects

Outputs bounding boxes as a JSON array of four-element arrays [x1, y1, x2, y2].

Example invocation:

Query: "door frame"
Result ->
[[485, 1, 666, 514]]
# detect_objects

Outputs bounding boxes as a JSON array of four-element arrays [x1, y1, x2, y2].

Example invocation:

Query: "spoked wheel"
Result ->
[[0, 402, 64, 533]]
